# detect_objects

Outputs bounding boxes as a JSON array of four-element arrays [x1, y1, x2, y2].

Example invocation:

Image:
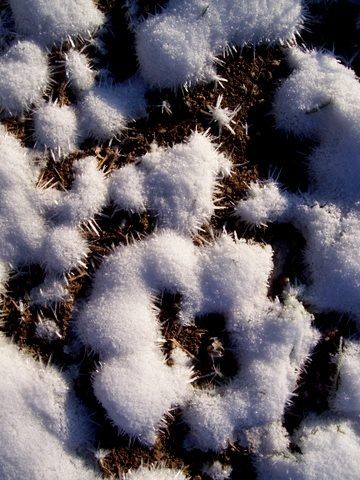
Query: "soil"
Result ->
[[0, 0, 359, 478]]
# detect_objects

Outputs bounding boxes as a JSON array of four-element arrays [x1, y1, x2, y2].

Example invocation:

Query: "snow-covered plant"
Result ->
[[76, 230, 318, 449], [8, 0, 104, 47], [0, 40, 49, 116], [0, 335, 100, 479], [109, 132, 231, 232], [135, 0, 304, 88]]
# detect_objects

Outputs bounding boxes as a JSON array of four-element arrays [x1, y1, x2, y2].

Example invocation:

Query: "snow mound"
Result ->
[[76, 230, 318, 449], [8, 0, 104, 47], [33, 101, 79, 156], [109, 132, 231, 232], [0, 40, 49, 116], [0, 336, 99, 479], [136, 0, 303, 88]]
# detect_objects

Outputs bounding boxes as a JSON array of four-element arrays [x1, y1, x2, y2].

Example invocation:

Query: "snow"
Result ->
[[332, 340, 360, 418], [0, 128, 106, 304], [255, 417, 360, 480], [136, 0, 303, 88], [78, 77, 147, 141], [76, 230, 318, 449], [204, 94, 241, 136], [0, 336, 100, 480], [274, 48, 360, 205], [236, 48, 360, 321], [65, 50, 96, 94], [202, 461, 232, 479], [33, 101, 79, 156], [0, 40, 49, 116], [109, 132, 232, 232], [8, 0, 104, 47]]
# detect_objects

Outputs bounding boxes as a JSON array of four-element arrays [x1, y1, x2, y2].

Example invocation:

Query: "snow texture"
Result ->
[[109, 132, 231, 232], [0, 336, 99, 479], [33, 101, 79, 156], [0, 127, 107, 304], [0, 40, 49, 116], [8, 0, 104, 47], [255, 416, 360, 480], [136, 0, 303, 88], [76, 230, 318, 449]]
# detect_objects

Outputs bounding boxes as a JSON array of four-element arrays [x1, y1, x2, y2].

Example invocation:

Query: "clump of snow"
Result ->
[[136, 0, 303, 88], [76, 230, 318, 448], [332, 340, 360, 418], [125, 465, 188, 479], [235, 180, 292, 227], [109, 132, 231, 232], [33, 101, 79, 156], [76, 231, 195, 445], [255, 416, 360, 480], [0, 127, 106, 304], [0, 335, 99, 479], [78, 77, 147, 141], [0, 40, 49, 116], [274, 48, 360, 205], [65, 50, 95, 94], [8, 0, 104, 47]]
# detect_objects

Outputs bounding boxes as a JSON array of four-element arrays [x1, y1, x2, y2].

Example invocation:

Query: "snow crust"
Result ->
[[0, 336, 99, 480], [0, 40, 49, 116], [136, 0, 303, 88], [77, 230, 318, 449], [8, 0, 104, 47], [109, 132, 231, 232]]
